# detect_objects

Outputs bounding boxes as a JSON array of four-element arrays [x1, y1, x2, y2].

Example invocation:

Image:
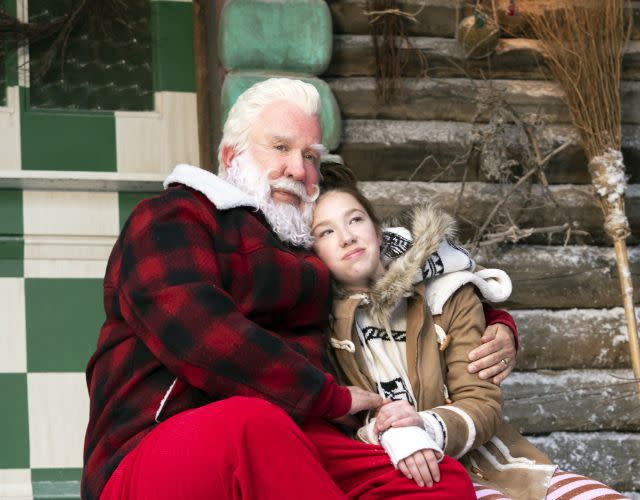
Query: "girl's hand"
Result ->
[[397, 449, 441, 487], [374, 399, 422, 434]]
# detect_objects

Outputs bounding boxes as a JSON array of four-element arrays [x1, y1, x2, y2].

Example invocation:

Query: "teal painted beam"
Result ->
[[32, 468, 82, 499], [219, 0, 332, 75]]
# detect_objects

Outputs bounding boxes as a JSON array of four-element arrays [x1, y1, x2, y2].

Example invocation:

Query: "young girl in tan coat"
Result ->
[[311, 165, 626, 500]]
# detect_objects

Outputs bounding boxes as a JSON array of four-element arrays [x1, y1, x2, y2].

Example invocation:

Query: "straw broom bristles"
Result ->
[[527, 0, 640, 393]]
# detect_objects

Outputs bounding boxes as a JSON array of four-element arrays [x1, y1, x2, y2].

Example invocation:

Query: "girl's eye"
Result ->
[[318, 228, 333, 238], [350, 216, 364, 224]]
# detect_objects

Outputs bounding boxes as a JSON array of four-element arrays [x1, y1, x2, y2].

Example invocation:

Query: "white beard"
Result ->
[[221, 152, 318, 248]]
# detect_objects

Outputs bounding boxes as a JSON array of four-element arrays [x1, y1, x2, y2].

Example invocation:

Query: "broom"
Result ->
[[527, 0, 640, 393]]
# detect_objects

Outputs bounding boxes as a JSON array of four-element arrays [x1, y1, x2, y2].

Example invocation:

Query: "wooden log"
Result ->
[[339, 119, 640, 184], [473, 244, 640, 309], [329, 0, 463, 37], [528, 432, 640, 491], [502, 370, 639, 433], [325, 36, 640, 81], [327, 78, 640, 125], [328, 0, 640, 40], [361, 181, 640, 246], [512, 309, 634, 370]]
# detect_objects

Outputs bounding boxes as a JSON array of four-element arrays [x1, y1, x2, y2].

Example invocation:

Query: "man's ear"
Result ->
[[221, 146, 237, 169]]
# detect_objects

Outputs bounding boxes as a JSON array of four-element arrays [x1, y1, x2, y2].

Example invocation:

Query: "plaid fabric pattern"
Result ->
[[82, 185, 344, 499]]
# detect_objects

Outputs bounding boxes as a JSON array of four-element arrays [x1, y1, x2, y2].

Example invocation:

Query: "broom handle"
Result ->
[[613, 239, 640, 393]]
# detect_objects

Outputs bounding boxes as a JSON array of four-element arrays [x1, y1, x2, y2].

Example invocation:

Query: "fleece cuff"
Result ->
[[309, 373, 352, 420], [484, 305, 519, 351], [379, 426, 444, 466]]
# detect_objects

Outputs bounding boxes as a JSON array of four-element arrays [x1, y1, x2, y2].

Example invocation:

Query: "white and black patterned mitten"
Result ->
[[380, 226, 413, 265], [422, 239, 475, 280], [381, 227, 475, 281]]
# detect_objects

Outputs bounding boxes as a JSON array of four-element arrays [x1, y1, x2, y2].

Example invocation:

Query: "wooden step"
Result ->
[[502, 369, 640, 434], [363, 181, 640, 246], [512, 308, 634, 370], [528, 432, 640, 491], [326, 36, 640, 81], [328, 77, 640, 125], [474, 244, 640, 309], [340, 120, 640, 184], [329, 0, 640, 40], [503, 370, 638, 433]]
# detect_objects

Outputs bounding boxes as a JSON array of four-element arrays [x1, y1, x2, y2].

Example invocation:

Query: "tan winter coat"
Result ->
[[329, 205, 557, 500]]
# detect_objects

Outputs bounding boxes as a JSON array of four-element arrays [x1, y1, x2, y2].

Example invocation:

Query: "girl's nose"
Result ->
[[341, 230, 356, 246]]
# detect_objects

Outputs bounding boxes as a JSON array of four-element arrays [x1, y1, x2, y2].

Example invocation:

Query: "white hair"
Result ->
[[218, 78, 322, 172]]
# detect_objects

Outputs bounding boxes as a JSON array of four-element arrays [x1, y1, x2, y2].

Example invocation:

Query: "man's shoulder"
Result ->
[[163, 164, 257, 211]]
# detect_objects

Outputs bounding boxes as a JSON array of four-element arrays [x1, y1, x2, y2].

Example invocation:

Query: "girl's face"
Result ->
[[311, 191, 384, 288]]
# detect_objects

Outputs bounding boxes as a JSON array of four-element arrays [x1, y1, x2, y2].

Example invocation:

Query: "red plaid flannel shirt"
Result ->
[[82, 184, 350, 499]]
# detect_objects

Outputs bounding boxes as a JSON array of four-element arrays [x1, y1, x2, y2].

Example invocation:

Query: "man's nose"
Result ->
[[284, 154, 305, 181]]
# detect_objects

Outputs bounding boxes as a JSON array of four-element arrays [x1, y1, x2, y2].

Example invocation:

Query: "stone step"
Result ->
[[326, 36, 640, 81], [503, 370, 638, 434], [362, 181, 640, 247], [512, 308, 634, 370], [329, 0, 640, 40], [340, 120, 640, 184], [528, 432, 640, 492], [327, 77, 640, 125]]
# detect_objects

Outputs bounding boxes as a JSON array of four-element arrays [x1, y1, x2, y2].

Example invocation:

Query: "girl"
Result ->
[[311, 165, 627, 500]]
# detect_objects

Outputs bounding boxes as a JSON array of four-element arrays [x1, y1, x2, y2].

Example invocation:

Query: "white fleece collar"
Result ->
[[425, 268, 512, 315], [163, 164, 258, 210]]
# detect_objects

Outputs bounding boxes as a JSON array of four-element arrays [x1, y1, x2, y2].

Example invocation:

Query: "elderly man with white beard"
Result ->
[[82, 78, 516, 500]]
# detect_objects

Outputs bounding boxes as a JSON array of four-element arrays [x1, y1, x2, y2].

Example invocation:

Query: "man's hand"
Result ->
[[397, 449, 441, 487], [347, 386, 383, 413], [332, 386, 382, 427], [468, 323, 516, 385], [373, 400, 422, 435]]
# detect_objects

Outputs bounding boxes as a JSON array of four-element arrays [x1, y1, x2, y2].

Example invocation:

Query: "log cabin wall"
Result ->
[[324, 0, 640, 494]]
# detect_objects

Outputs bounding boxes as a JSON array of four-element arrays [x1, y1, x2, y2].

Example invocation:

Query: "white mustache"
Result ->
[[270, 178, 319, 203]]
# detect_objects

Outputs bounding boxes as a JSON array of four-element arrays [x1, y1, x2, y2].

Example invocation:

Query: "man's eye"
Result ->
[[274, 144, 287, 152], [304, 153, 318, 162]]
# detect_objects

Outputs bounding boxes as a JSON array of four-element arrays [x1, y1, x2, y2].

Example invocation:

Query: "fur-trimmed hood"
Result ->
[[369, 204, 459, 323]]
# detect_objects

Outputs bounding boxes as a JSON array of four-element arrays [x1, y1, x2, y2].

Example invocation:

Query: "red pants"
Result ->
[[101, 396, 474, 499]]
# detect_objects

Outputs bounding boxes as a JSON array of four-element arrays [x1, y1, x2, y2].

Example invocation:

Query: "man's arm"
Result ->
[[117, 190, 352, 422], [468, 306, 518, 385]]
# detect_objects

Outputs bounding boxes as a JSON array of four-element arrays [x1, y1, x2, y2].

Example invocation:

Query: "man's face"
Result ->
[[226, 100, 322, 210]]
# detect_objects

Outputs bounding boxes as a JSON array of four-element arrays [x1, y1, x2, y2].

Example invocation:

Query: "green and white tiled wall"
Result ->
[[0, 0, 196, 497], [0, 189, 160, 499]]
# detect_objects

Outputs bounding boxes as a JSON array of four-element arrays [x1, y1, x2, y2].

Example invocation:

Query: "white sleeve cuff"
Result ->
[[379, 426, 444, 466], [419, 411, 447, 450]]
